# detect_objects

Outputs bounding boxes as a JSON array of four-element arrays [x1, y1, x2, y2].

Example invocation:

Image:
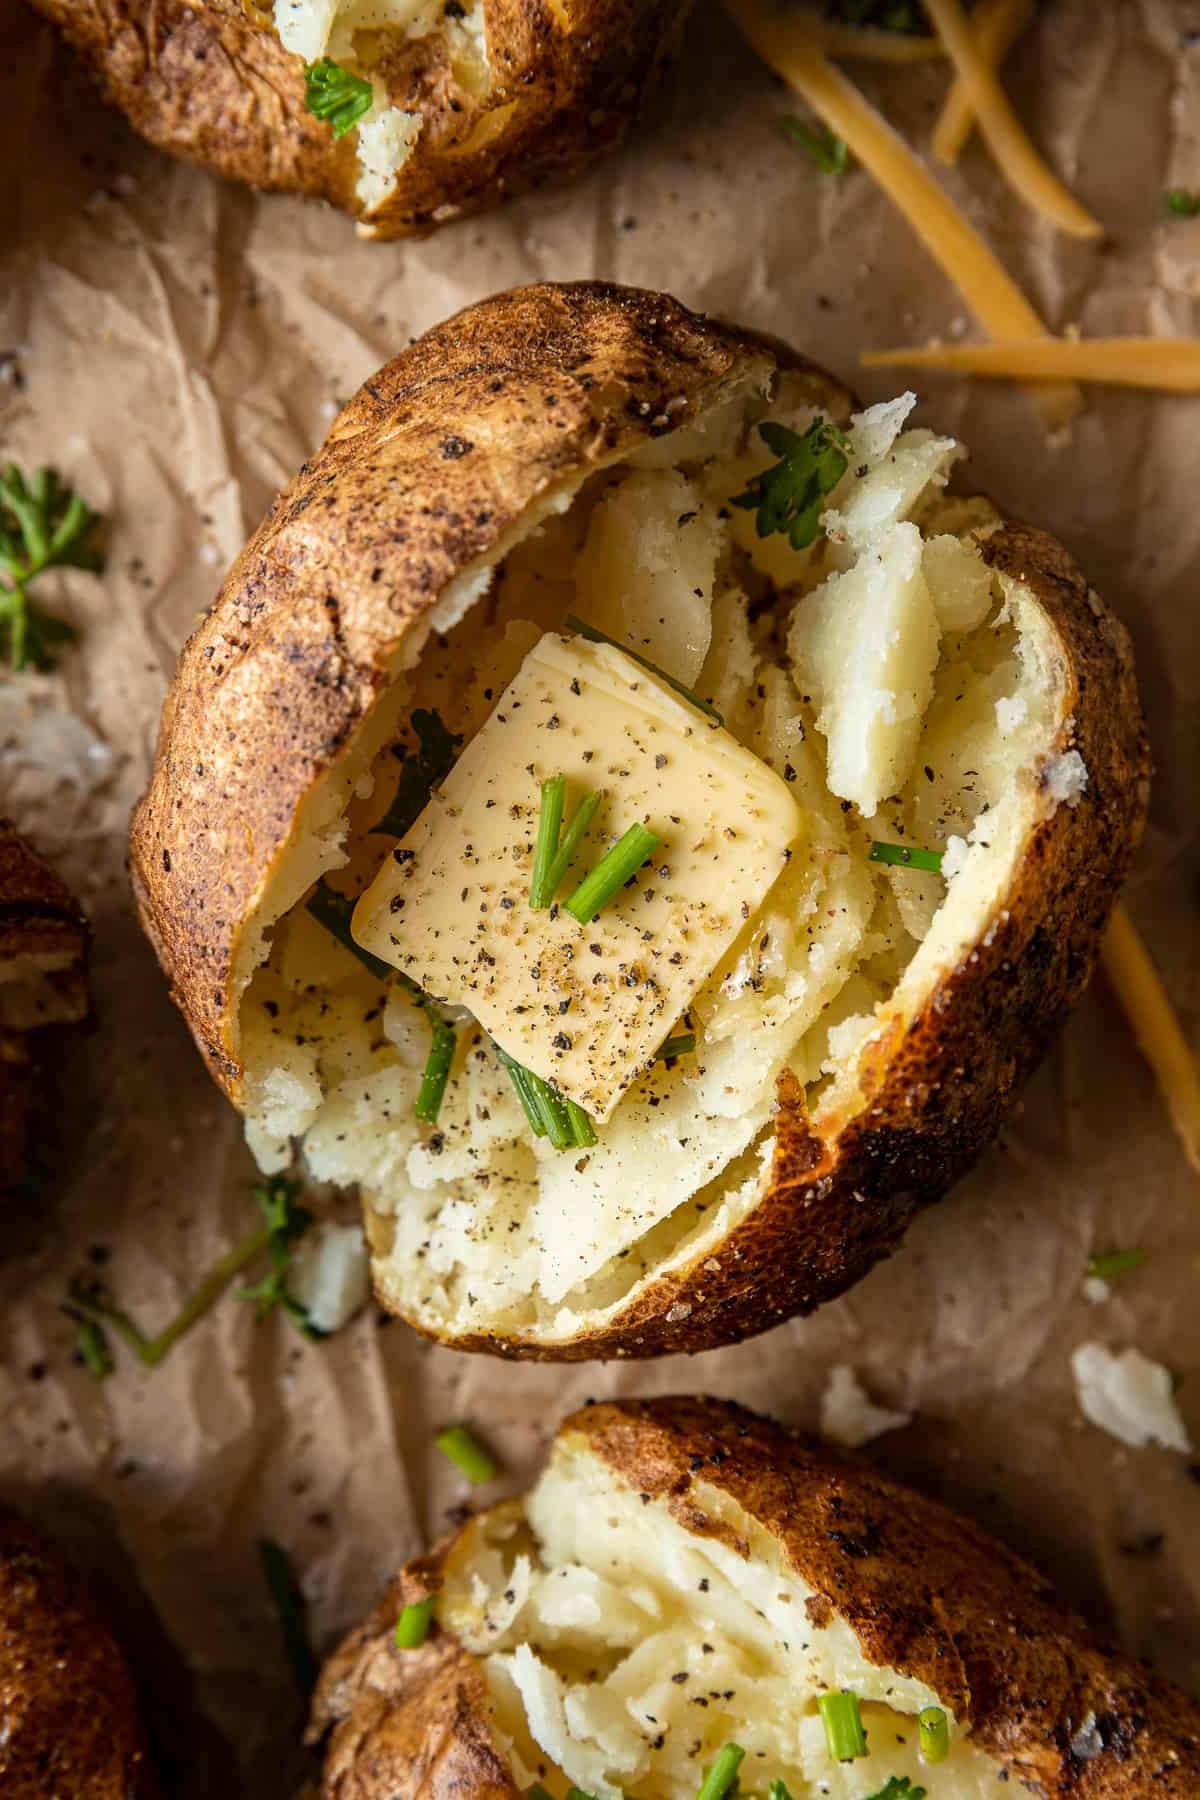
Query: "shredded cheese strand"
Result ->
[[721, 0, 1083, 433], [861, 337, 1200, 391], [1101, 905, 1200, 1175], [922, 0, 1101, 236], [931, 0, 1034, 165]]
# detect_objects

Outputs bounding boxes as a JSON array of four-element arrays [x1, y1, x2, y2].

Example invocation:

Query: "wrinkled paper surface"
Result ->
[[1, 3, 1199, 1793]]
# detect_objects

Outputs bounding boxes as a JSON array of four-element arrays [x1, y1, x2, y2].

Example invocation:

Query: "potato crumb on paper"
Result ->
[[819, 1364, 911, 1448], [288, 1222, 371, 1334], [1070, 1343, 1191, 1453]]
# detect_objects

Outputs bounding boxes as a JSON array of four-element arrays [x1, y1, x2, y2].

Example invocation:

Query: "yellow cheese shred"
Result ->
[[720, 0, 1083, 433], [931, 0, 1034, 165], [1101, 905, 1200, 1175], [861, 337, 1200, 391], [922, 0, 1101, 237]]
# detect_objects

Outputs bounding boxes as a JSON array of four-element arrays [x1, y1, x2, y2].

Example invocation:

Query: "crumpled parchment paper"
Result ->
[[1, 3, 1198, 1793]]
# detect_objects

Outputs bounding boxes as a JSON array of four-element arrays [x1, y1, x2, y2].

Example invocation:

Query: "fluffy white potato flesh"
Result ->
[[239, 383, 1069, 1341], [439, 1438, 1005, 1800]]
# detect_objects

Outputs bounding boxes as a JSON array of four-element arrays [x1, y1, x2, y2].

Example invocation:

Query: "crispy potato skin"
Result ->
[[28, 0, 692, 237], [129, 281, 1147, 1358], [0, 826, 90, 1194], [0, 1508, 157, 1798], [310, 1398, 1200, 1799]]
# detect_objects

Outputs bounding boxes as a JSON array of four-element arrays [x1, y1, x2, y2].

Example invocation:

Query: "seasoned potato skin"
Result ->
[[309, 1397, 1200, 1799], [129, 281, 1148, 1358], [0, 1507, 157, 1798], [28, 0, 692, 238]]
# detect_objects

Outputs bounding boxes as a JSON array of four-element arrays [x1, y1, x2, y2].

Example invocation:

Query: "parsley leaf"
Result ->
[[371, 708, 463, 838], [0, 465, 104, 672], [862, 1780, 927, 1800], [1166, 188, 1200, 218], [303, 58, 375, 138], [782, 116, 850, 175], [729, 418, 850, 551]]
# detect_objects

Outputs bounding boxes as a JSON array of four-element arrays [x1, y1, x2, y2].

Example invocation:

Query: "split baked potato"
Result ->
[[130, 281, 1148, 1359], [29, 0, 692, 239], [0, 1506, 157, 1798], [0, 824, 90, 1195], [309, 1396, 1200, 1799]]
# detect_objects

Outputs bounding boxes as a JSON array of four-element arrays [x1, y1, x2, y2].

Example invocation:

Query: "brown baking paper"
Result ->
[[1, 2, 1199, 1793]]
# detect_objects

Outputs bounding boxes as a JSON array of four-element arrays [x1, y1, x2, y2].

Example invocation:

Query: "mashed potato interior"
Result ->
[[240, 383, 1068, 1341], [438, 1439, 1008, 1799]]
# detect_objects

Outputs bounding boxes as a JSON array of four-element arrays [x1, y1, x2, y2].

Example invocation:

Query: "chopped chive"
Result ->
[[547, 789, 603, 896], [497, 1048, 549, 1137], [529, 1076, 575, 1151], [1086, 1247, 1146, 1281], [782, 115, 850, 175], [766, 1784, 794, 1800], [495, 1044, 595, 1150], [863, 1779, 927, 1800], [656, 1032, 696, 1062], [394, 1597, 435, 1648], [372, 708, 461, 838], [527, 1789, 555, 1800], [530, 776, 567, 909], [818, 1690, 867, 1761], [564, 1098, 597, 1148], [1166, 188, 1200, 218], [565, 823, 660, 925], [868, 840, 944, 874], [306, 880, 394, 980], [566, 614, 724, 725], [303, 57, 374, 137], [257, 1538, 319, 1696], [75, 1315, 113, 1378], [918, 1704, 949, 1763], [415, 1009, 456, 1125], [694, 1743, 745, 1800], [435, 1424, 498, 1485]]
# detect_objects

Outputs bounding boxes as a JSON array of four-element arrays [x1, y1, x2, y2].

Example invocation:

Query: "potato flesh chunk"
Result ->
[[440, 1443, 1008, 1800]]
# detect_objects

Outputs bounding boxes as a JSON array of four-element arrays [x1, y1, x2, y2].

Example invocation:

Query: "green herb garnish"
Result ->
[[66, 1177, 318, 1373], [394, 1597, 436, 1648], [303, 58, 374, 137], [1086, 1247, 1146, 1281], [565, 822, 660, 925], [258, 1538, 319, 1696], [657, 1032, 696, 1062], [372, 709, 462, 839], [862, 1780, 927, 1800], [818, 1690, 868, 1761], [730, 418, 850, 552], [1166, 188, 1200, 218], [782, 116, 850, 174], [496, 1046, 596, 1151], [0, 465, 104, 672], [529, 776, 606, 911], [868, 840, 944, 873], [917, 1701, 949, 1762], [435, 1423, 498, 1485], [306, 879, 394, 980], [415, 1010, 456, 1125], [766, 1783, 794, 1800], [694, 1743, 745, 1800], [566, 614, 724, 726], [74, 1315, 113, 1378]]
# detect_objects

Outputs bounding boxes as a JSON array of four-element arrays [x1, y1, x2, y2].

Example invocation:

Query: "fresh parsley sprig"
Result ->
[[0, 465, 104, 672], [730, 418, 850, 552], [303, 58, 374, 138], [782, 116, 850, 175], [66, 1177, 319, 1375]]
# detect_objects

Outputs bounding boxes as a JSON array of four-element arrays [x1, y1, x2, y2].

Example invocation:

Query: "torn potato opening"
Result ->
[[238, 377, 1071, 1345], [273, 0, 490, 212], [437, 1432, 1004, 1799]]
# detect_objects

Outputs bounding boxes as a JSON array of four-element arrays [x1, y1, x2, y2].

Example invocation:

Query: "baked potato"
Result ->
[[308, 1395, 1200, 1799], [129, 281, 1148, 1359], [29, 0, 692, 239], [0, 824, 90, 1194], [0, 1506, 157, 1798]]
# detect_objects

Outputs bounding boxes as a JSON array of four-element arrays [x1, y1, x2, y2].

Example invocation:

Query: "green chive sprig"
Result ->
[[566, 614, 724, 726], [918, 1704, 949, 1763], [782, 116, 850, 174], [657, 1032, 696, 1062], [415, 1011, 456, 1125], [766, 1783, 794, 1800], [694, 1743, 745, 1800], [435, 1424, 498, 1485], [496, 1047, 595, 1150], [1086, 1247, 1146, 1281], [258, 1538, 319, 1696], [869, 840, 944, 873], [565, 822, 660, 925], [394, 1597, 435, 1648], [303, 58, 374, 137], [1166, 188, 1200, 218], [529, 779, 603, 910], [863, 1779, 927, 1800], [818, 1690, 868, 1761]]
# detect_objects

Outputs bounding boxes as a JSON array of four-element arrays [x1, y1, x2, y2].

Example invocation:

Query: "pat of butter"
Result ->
[[352, 634, 801, 1121]]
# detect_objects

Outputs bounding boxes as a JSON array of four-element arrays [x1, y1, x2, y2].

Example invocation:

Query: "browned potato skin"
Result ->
[[0, 1507, 157, 1798], [28, 0, 693, 238], [0, 825, 90, 1194], [309, 1397, 1200, 1799], [129, 281, 1148, 1359]]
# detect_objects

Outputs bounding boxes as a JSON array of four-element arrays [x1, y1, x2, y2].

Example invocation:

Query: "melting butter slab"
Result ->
[[353, 634, 801, 1121]]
